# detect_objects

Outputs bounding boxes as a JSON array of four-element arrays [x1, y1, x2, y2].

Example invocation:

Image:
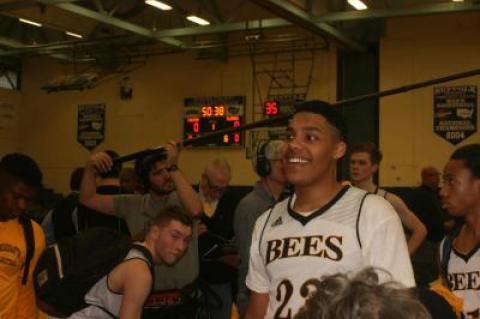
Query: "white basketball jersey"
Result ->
[[246, 186, 414, 319], [440, 237, 480, 318]]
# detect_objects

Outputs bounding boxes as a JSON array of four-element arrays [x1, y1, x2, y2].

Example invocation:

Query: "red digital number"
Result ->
[[233, 120, 240, 127], [211, 122, 216, 131], [193, 121, 199, 133], [265, 100, 279, 116], [234, 133, 240, 144]]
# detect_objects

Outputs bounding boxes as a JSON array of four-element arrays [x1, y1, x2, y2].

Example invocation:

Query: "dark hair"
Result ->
[[148, 206, 194, 230], [0, 153, 42, 189], [294, 100, 347, 141], [295, 268, 431, 319], [69, 167, 84, 191], [99, 150, 122, 179], [350, 142, 383, 165], [450, 143, 480, 179], [134, 152, 168, 188]]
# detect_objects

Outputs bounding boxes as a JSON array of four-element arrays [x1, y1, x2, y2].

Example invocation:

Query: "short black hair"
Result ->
[[450, 143, 480, 179], [294, 100, 347, 141], [0, 153, 42, 188], [350, 142, 383, 165], [134, 152, 168, 188], [99, 150, 122, 179]]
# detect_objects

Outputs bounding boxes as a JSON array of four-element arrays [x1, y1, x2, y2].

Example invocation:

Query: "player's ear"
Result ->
[[333, 141, 347, 160]]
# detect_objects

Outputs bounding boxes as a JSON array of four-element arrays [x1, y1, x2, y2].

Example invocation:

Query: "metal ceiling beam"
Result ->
[[0, 36, 79, 60], [248, 0, 364, 51], [312, 2, 480, 22], [154, 18, 288, 38], [36, 0, 186, 48], [0, 34, 146, 53], [0, 36, 24, 48], [0, 0, 82, 11]]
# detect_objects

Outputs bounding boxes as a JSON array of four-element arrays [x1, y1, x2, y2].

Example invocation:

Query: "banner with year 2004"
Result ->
[[433, 85, 477, 145]]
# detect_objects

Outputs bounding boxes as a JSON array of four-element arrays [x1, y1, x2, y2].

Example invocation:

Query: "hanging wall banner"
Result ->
[[77, 103, 105, 150], [434, 86, 477, 145]]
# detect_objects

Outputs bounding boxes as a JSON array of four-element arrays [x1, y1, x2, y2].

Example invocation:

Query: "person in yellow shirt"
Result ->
[[0, 153, 45, 318]]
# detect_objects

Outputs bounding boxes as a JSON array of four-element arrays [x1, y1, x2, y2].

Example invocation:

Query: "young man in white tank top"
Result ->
[[349, 141, 427, 255], [245, 101, 414, 319], [68, 207, 193, 319]]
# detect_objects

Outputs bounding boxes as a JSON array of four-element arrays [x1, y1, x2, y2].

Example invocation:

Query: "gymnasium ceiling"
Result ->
[[0, 0, 479, 68]]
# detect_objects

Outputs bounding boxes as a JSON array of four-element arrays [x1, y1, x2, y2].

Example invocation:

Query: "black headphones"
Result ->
[[256, 141, 271, 177]]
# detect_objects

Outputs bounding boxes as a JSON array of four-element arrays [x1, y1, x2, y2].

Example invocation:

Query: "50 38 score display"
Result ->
[[183, 96, 244, 147]]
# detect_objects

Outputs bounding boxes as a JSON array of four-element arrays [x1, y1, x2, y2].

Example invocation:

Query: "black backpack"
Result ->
[[51, 192, 80, 240], [33, 227, 153, 317]]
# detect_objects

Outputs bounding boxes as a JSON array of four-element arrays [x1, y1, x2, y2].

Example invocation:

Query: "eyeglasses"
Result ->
[[205, 176, 227, 195]]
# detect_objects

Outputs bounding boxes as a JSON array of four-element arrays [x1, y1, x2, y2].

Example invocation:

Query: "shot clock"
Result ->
[[183, 96, 244, 147], [263, 94, 305, 118]]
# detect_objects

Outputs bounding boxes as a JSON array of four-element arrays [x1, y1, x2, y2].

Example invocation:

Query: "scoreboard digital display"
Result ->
[[263, 94, 306, 118], [183, 96, 244, 147]]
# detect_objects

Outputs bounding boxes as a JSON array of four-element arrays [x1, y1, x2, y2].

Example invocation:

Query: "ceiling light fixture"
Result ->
[[19, 17, 42, 27], [186, 15, 210, 26], [66, 31, 83, 39], [452, 0, 464, 2], [145, 0, 172, 11], [347, 0, 368, 10]]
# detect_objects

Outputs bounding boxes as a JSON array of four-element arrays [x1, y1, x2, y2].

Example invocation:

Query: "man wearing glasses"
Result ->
[[196, 158, 241, 319]]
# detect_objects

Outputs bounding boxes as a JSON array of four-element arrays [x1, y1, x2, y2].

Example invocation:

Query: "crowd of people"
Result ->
[[1, 99, 478, 319]]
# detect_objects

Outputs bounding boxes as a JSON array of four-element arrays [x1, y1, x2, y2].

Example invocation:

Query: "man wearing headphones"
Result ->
[[79, 140, 203, 293], [233, 139, 288, 317]]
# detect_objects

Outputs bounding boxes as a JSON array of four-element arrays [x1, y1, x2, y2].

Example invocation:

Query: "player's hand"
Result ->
[[86, 151, 113, 175], [164, 139, 181, 167]]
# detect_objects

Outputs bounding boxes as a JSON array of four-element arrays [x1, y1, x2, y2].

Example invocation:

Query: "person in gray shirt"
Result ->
[[79, 140, 203, 290], [233, 139, 287, 317]]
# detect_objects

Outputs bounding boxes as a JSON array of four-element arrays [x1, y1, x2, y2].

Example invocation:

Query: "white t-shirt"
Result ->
[[246, 186, 415, 319], [440, 235, 480, 318]]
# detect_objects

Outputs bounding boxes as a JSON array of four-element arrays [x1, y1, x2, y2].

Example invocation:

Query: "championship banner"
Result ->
[[434, 86, 477, 145], [77, 103, 105, 150]]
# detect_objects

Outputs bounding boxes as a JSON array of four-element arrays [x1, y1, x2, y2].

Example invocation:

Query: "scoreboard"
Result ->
[[183, 96, 244, 147]]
